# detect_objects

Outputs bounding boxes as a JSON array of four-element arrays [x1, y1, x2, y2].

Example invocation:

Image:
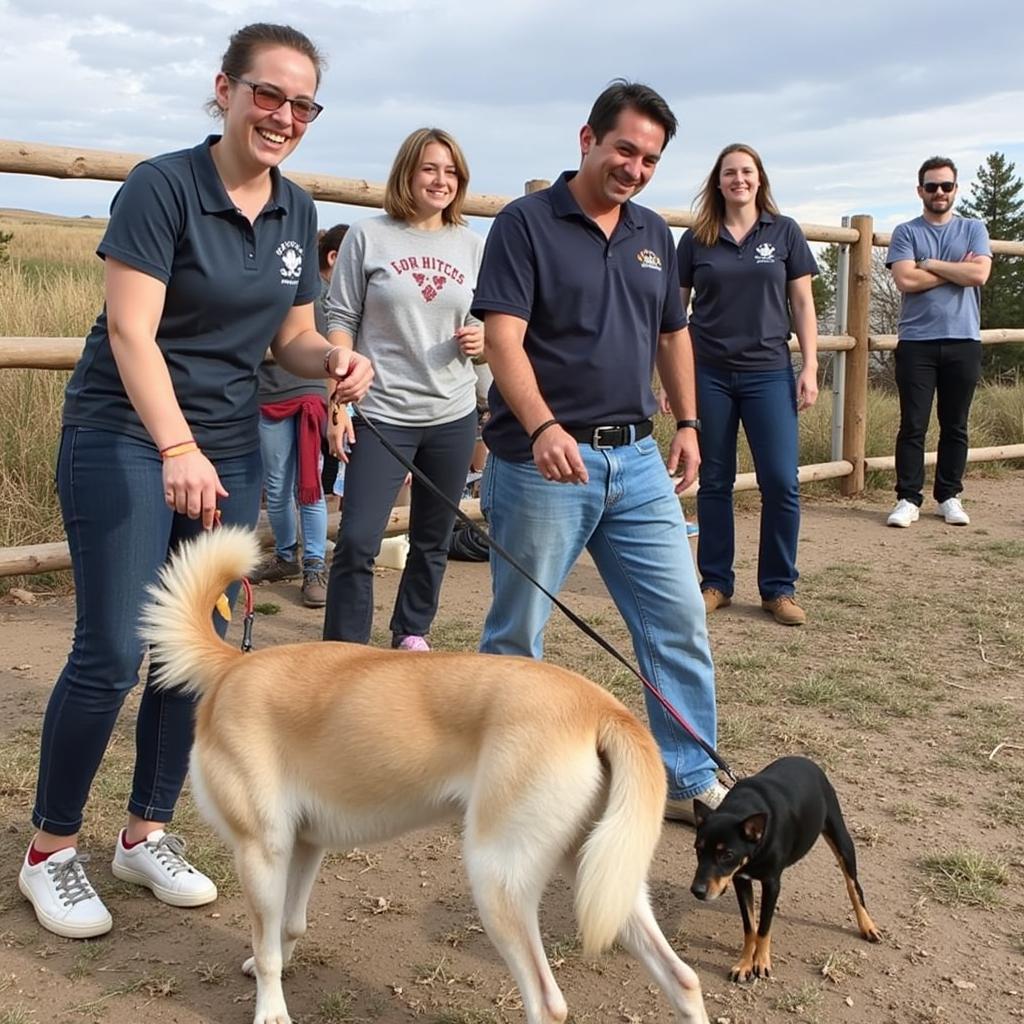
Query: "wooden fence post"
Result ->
[[840, 213, 873, 496], [525, 179, 549, 194]]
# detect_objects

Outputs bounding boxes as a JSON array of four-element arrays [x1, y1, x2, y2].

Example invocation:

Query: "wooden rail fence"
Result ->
[[1, 139, 1023, 577]]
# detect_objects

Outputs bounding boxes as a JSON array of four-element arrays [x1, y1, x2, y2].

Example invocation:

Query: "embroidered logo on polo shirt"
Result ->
[[754, 242, 776, 264], [635, 248, 663, 271], [276, 241, 304, 284]]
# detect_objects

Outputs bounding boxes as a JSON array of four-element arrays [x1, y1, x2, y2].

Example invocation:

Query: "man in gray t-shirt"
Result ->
[[885, 156, 992, 528]]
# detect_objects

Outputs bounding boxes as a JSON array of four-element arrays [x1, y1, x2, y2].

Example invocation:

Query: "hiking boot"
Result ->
[[936, 497, 970, 525], [886, 499, 920, 528], [19, 845, 112, 938], [665, 780, 729, 825], [301, 563, 327, 608], [393, 634, 430, 652], [761, 595, 807, 626], [111, 829, 217, 908], [250, 553, 300, 584], [702, 588, 731, 613]]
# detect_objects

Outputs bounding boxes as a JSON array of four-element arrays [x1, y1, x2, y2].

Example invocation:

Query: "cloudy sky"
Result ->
[[1, 0, 1022, 237]]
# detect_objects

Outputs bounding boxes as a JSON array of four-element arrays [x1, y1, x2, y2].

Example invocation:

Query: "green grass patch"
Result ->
[[919, 848, 1009, 908]]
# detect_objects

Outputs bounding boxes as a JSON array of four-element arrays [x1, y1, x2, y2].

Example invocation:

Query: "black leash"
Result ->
[[353, 411, 736, 784]]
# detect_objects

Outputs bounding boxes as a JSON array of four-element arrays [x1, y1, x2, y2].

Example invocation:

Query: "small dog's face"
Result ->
[[689, 802, 766, 901]]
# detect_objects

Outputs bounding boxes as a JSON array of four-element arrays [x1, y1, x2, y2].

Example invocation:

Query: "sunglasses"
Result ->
[[922, 181, 956, 194], [227, 75, 324, 124]]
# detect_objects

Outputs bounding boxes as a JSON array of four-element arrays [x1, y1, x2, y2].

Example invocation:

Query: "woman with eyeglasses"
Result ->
[[675, 143, 819, 627], [322, 128, 483, 652], [19, 23, 373, 940]]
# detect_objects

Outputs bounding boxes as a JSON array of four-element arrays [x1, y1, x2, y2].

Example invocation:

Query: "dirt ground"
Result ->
[[1, 475, 1023, 1024]]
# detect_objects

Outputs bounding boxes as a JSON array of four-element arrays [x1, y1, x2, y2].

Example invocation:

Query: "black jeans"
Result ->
[[323, 410, 476, 644], [894, 339, 982, 505]]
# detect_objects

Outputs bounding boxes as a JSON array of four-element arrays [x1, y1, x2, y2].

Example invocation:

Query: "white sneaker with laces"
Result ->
[[886, 499, 920, 528], [19, 845, 112, 938], [664, 779, 730, 825], [111, 829, 217, 907], [936, 497, 970, 525]]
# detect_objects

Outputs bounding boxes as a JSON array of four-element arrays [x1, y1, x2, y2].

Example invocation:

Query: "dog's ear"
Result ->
[[693, 799, 712, 827], [741, 813, 767, 843]]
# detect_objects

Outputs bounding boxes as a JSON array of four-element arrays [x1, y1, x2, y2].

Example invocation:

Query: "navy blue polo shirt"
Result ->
[[472, 171, 686, 462], [676, 212, 817, 371], [63, 135, 320, 458]]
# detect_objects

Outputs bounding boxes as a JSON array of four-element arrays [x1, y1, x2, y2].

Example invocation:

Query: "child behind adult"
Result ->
[[252, 223, 349, 608]]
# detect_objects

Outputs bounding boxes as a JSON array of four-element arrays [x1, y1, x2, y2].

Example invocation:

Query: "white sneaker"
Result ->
[[19, 846, 112, 938], [886, 499, 920, 528], [111, 829, 217, 907], [936, 497, 970, 525], [665, 779, 729, 825]]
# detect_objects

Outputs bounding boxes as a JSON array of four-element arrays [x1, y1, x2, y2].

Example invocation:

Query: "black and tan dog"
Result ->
[[690, 756, 880, 982], [140, 527, 710, 1024]]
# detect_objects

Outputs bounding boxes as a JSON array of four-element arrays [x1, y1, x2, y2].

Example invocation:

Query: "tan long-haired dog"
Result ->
[[139, 528, 709, 1024]]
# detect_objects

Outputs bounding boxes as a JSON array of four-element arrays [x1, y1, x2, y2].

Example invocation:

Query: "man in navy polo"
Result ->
[[472, 80, 724, 823]]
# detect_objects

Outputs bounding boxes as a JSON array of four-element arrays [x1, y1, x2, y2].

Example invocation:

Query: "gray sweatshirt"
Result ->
[[325, 215, 483, 425]]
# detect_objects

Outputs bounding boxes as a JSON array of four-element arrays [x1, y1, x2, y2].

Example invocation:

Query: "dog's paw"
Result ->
[[729, 960, 755, 983], [242, 955, 256, 977], [861, 923, 882, 943], [751, 955, 772, 979]]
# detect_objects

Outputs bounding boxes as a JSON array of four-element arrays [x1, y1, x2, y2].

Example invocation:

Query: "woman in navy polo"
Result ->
[[19, 23, 373, 939], [677, 143, 819, 625]]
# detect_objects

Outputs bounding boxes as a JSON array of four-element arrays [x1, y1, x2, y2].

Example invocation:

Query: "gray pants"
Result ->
[[322, 411, 476, 643]]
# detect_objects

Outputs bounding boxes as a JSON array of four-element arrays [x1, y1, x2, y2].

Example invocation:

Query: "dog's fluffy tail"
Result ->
[[138, 527, 261, 697], [575, 708, 667, 956]]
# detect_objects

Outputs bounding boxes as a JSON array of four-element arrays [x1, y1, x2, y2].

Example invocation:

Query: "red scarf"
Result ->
[[260, 395, 328, 504]]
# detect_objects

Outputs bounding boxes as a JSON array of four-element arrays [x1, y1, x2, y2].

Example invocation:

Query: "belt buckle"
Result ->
[[592, 425, 625, 449]]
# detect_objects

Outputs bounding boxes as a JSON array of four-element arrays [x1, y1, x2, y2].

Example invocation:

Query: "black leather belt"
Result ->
[[564, 420, 654, 450]]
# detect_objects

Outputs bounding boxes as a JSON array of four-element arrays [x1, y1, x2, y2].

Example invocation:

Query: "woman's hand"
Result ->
[[455, 324, 485, 359], [162, 450, 228, 529], [327, 398, 355, 463], [796, 364, 819, 411], [327, 348, 374, 404]]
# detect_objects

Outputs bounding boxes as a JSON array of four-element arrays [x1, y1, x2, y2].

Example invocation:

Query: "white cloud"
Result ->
[[0, 0, 1021, 239]]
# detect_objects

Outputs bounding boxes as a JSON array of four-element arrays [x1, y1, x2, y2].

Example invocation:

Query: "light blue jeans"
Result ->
[[479, 435, 718, 799], [259, 411, 327, 566]]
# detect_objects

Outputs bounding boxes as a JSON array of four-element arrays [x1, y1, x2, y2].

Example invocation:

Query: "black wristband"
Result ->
[[676, 418, 701, 433], [530, 419, 558, 445]]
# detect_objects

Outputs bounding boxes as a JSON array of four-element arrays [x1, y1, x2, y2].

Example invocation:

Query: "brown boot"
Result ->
[[761, 595, 806, 626], [702, 588, 731, 613]]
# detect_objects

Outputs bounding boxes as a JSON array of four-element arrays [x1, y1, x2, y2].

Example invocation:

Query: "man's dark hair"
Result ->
[[918, 156, 957, 185], [587, 79, 677, 150], [317, 223, 348, 272]]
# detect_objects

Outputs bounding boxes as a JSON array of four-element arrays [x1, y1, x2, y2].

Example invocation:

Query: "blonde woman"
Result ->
[[323, 128, 483, 650], [677, 143, 818, 625]]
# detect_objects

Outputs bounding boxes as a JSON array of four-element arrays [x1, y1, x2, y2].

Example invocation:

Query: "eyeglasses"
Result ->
[[227, 75, 324, 124], [922, 181, 956, 194]]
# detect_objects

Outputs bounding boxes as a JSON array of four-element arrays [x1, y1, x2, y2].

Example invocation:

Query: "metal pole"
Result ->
[[831, 216, 850, 463]]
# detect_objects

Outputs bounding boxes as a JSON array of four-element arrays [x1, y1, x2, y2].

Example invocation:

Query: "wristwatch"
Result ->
[[915, 257, 930, 269], [676, 418, 701, 432]]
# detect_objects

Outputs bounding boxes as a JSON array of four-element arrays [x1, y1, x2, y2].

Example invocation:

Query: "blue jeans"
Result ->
[[479, 437, 718, 800], [696, 366, 800, 600], [258, 412, 327, 566], [32, 427, 262, 836]]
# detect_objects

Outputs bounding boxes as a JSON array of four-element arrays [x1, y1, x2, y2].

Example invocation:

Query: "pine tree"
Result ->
[[958, 152, 1024, 376]]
